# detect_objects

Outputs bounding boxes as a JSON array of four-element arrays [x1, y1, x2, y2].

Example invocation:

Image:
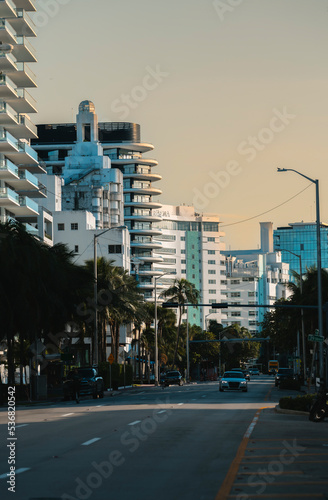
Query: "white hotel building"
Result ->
[[153, 204, 227, 329], [0, 0, 52, 243]]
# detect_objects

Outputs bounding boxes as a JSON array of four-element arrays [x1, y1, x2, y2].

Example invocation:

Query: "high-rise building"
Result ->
[[152, 204, 227, 329], [223, 222, 290, 331], [274, 222, 328, 276], [0, 1, 50, 242], [32, 107, 162, 298]]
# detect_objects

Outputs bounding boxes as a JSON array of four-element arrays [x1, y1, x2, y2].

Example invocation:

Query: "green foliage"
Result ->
[[98, 361, 133, 389], [190, 330, 220, 365], [279, 394, 316, 412]]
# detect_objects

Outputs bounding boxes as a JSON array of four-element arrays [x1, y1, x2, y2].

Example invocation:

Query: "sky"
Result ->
[[30, 0, 328, 249]]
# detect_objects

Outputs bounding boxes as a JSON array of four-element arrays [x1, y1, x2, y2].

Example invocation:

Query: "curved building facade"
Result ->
[[32, 109, 163, 298]]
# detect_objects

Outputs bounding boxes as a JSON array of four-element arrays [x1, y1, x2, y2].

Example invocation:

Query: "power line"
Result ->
[[221, 184, 312, 228]]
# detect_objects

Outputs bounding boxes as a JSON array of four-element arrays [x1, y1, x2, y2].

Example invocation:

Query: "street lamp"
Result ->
[[93, 225, 127, 366], [154, 271, 175, 385], [275, 247, 306, 381], [277, 168, 324, 379]]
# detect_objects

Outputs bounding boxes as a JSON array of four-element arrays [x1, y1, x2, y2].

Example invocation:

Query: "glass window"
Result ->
[[71, 223, 78, 230], [58, 223, 64, 231]]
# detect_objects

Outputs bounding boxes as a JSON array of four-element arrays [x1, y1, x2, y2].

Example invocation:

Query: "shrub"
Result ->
[[279, 394, 317, 412]]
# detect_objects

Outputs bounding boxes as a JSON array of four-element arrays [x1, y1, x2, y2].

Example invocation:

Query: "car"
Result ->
[[63, 367, 105, 400], [249, 368, 260, 376], [219, 371, 248, 392], [230, 368, 250, 381], [275, 368, 294, 387], [162, 370, 183, 386]]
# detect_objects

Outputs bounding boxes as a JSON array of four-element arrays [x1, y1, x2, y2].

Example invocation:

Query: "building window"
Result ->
[[181, 260, 186, 264], [71, 223, 78, 230], [181, 236, 185, 241], [208, 279, 216, 284], [231, 279, 240, 284], [249, 311, 258, 317], [248, 291, 256, 297], [208, 260, 216, 264], [209, 290, 216, 294], [208, 250, 215, 255], [231, 292, 241, 298], [192, 274, 195, 279], [208, 237, 215, 242], [74, 245, 79, 253], [208, 270, 216, 274], [192, 244, 195, 249], [181, 250, 186, 254], [192, 255, 195, 259], [231, 311, 241, 317], [58, 223, 65, 231], [182, 269, 186, 274], [108, 245, 122, 254], [192, 265, 195, 269]]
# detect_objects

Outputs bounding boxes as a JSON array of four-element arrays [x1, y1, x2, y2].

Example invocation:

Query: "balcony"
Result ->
[[12, 36, 37, 63], [124, 187, 162, 196], [7, 62, 36, 87], [5, 141, 43, 171], [0, 51, 17, 72], [0, 158, 19, 182], [124, 201, 162, 210], [13, 114, 37, 139], [0, 0, 17, 18], [15, 195, 39, 220], [0, 19, 17, 45], [0, 74, 18, 100], [124, 172, 162, 182], [14, 0, 36, 12], [0, 186, 19, 209], [7, 88, 37, 114], [9, 9, 36, 37], [7, 167, 38, 191], [0, 129, 18, 154], [124, 213, 162, 222], [0, 101, 19, 126]]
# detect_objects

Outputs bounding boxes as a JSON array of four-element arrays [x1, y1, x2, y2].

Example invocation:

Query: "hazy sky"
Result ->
[[31, 0, 328, 249]]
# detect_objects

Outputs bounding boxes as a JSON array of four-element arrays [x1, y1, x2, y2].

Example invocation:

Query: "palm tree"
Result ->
[[160, 278, 200, 367]]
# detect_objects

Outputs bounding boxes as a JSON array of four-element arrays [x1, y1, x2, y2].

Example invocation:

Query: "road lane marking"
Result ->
[[157, 410, 166, 414], [62, 413, 74, 417], [96, 405, 104, 407], [128, 420, 141, 425], [81, 438, 101, 446], [16, 424, 29, 428], [215, 408, 264, 500], [0, 468, 31, 479], [177, 403, 184, 405]]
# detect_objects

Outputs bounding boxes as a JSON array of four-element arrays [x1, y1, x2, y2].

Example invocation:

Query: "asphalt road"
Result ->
[[0, 376, 310, 500]]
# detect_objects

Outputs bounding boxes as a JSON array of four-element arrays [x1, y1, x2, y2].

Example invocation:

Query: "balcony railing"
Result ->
[[0, 186, 19, 203], [0, 158, 18, 176]]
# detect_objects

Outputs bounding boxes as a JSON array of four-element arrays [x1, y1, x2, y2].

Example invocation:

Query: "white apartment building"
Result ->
[[0, 1, 51, 242], [223, 222, 290, 333], [153, 204, 227, 329]]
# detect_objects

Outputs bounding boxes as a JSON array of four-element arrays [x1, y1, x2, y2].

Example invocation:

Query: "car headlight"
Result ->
[[240, 381, 247, 385], [222, 381, 228, 385]]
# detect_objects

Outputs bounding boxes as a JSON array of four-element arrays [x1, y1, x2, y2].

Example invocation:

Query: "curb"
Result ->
[[275, 404, 309, 416]]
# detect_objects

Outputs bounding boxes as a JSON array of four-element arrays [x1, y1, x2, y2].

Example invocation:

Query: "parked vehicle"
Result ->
[[230, 368, 250, 381], [219, 371, 248, 392], [274, 368, 294, 387], [63, 367, 104, 400], [162, 370, 183, 387], [309, 383, 328, 422]]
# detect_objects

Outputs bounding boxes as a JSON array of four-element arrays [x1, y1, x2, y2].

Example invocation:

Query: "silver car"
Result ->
[[219, 371, 248, 392]]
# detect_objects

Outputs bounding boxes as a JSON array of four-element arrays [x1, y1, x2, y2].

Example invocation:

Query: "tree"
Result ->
[[160, 278, 200, 368]]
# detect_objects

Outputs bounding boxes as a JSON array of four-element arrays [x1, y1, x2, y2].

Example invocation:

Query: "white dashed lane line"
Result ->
[[157, 410, 166, 414], [128, 420, 141, 426], [62, 413, 74, 417], [16, 424, 29, 428], [177, 403, 184, 406], [81, 438, 101, 446]]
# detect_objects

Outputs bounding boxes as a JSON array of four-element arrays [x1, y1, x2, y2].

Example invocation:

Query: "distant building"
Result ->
[[273, 222, 328, 276], [223, 222, 290, 332], [153, 204, 227, 329]]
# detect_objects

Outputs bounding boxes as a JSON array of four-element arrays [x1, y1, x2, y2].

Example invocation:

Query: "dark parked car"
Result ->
[[163, 370, 183, 386], [275, 368, 294, 387], [63, 367, 104, 400], [219, 371, 248, 392]]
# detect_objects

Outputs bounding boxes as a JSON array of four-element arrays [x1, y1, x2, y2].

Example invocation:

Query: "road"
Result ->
[[0, 377, 289, 500]]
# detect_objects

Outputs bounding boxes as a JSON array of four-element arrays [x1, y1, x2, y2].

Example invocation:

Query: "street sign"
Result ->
[[308, 334, 324, 342], [108, 353, 114, 364]]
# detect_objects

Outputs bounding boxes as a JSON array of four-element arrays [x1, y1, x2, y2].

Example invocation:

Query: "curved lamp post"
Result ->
[[277, 168, 323, 379]]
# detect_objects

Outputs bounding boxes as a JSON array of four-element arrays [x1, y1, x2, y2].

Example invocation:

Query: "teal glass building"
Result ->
[[273, 222, 328, 276]]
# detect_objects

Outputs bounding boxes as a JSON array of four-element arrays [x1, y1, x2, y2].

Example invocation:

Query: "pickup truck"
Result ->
[[63, 367, 104, 400]]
